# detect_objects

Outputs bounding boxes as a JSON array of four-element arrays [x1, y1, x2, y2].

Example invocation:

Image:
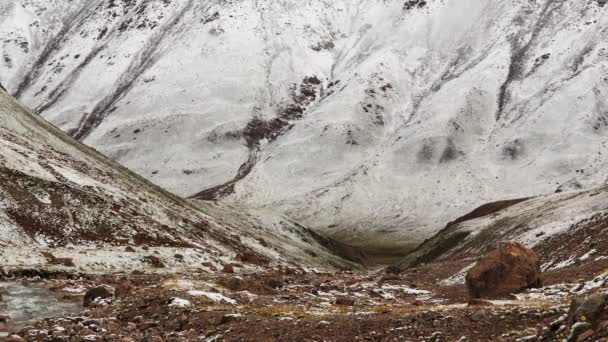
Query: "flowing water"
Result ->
[[0, 282, 82, 336]]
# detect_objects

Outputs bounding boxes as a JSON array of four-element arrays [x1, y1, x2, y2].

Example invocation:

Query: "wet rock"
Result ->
[[466, 242, 541, 298], [83, 286, 113, 307], [335, 297, 355, 306]]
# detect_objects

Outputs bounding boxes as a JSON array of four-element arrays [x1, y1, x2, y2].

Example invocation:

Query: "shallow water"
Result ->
[[0, 282, 82, 334]]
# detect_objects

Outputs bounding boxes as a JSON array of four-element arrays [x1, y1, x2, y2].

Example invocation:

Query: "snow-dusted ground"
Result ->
[[1, 0, 608, 252], [394, 186, 608, 270], [0, 88, 358, 271]]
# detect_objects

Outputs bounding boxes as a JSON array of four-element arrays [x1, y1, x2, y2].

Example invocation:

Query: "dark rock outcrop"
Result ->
[[83, 286, 113, 307], [465, 241, 541, 298]]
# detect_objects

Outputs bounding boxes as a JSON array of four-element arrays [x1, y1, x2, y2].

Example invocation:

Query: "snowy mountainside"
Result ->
[[391, 186, 608, 272], [0, 88, 358, 270], [1, 0, 608, 253]]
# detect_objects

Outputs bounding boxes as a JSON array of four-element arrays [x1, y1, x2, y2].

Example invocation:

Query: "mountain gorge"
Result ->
[[2, 0, 608, 254]]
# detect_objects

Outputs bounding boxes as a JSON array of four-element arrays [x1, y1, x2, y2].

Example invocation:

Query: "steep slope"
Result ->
[[0, 88, 358, 271], [2, 0, 608, 253], [391, 186, 608, 272]]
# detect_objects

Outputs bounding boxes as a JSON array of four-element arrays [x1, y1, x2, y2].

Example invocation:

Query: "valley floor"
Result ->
[[2, 255, 608, 341]]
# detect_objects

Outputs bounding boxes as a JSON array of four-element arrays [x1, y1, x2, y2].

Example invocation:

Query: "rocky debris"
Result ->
[[41, 252, 75, 267], [235, 252, 267, 265], [83, 286, 113, 307], [470, 309, 486, 322], [114, 280, 133, 299], [466, 242, 542, 298], [4, 251, 608, 341], [335, 296, 355, 306], [558, 292, 608, 341], [144, 255, 164, 268], [316, 320, 331, 328], [222, 264, 235, 273], [125, 246, 136, 252], [220, 313, 242, 324], [4, 336, 25, 342]]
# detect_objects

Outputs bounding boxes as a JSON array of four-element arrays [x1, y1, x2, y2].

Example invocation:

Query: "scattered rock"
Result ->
[[235, 252, 267, 265], [335, 296, 355, 306], [317, 320, 331, 328], [220, 313, 242, 324], [125, 246, 136, 252], [567, 292, 608, 330], [470, 309, 486, 322], [466, 242, 541, 298], [222, 264, 235, 273], [114, 281, 133, 299], [41, 252, 75, 267], [145, 255, 164, 268], [83, 286, 113, 307]]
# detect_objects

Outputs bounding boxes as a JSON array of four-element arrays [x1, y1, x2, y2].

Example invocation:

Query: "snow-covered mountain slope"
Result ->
[[391, 185, 608, 272], [0, 88, 359, 270], [2, 0, 608, 253]]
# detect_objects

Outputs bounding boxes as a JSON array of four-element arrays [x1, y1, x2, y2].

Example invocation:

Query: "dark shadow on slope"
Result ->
[[191, 76, 322, 201], [387, 197, 530, 273]]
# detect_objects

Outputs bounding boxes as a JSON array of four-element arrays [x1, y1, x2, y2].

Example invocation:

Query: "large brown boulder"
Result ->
[[466, 241, 541, 298]]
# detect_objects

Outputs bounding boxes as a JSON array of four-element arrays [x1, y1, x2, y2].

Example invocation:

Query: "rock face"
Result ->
[[466, 242, 541, 298]]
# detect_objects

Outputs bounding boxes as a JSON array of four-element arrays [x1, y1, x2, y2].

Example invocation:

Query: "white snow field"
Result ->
[[1, 0, 608, 253]]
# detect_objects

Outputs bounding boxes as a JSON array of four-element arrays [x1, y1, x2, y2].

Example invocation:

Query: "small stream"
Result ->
[[0, 282, 82, 336]]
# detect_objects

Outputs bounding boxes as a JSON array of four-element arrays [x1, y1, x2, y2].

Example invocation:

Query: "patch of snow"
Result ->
[[188, 290, 237, 305], [168, 297, 191, 307], [579, 249, 597, 261]]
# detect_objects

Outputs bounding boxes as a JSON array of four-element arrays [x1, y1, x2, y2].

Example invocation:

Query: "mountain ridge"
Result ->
[[2, 0, 608, 252]]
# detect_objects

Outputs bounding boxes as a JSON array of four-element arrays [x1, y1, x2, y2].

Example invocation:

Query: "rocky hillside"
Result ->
[[391, 186, 608, 273], [0, 88, 359, 272], [2, 0, 608, 253]]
